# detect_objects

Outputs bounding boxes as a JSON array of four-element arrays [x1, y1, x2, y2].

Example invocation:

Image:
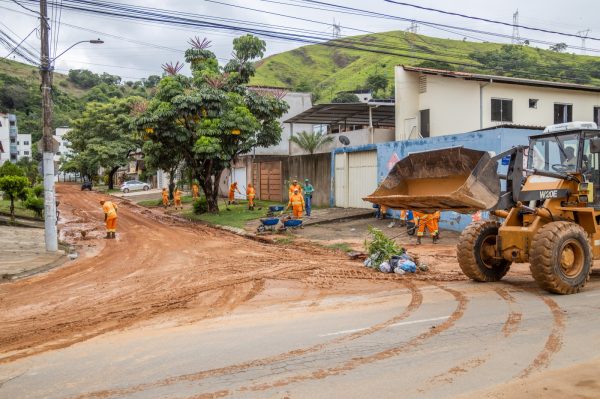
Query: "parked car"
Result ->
[[120, 180, 150, 193], [81, 180, 93, 191]]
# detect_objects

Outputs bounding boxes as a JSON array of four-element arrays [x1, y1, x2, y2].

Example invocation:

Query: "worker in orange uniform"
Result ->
[[161, 188, 170, 208], [285, 188, 305, 219], [173, 187, 183, 210], [414, 211, 439, 245], [433, 210, 441, 239], [246, 183, 256, 211], [288, 179, 303, 198], [192, 182, 200, 200], [100, 199, 118, 239], [228, 182, 241, 204]]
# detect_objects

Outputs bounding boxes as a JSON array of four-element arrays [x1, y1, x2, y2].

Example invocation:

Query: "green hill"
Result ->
[[251, 31, 600, 102]]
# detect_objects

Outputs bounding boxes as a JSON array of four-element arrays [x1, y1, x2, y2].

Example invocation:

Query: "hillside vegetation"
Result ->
[[250, 31, 600, 102]]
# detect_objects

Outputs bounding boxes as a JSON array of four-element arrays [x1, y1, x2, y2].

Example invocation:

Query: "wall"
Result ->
[[290, 128, 394, 155], [395, 67, 600, 139]]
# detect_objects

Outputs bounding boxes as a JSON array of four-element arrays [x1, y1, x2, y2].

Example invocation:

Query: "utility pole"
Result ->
[[577, 29, 590, 55], [40, 0, 58, 252]]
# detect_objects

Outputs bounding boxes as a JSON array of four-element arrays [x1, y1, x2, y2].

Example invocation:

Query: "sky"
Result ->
[[0, 0, 599, 81]]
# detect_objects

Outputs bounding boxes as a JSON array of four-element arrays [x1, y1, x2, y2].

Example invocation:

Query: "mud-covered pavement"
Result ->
[[1, 184, 600, 398]]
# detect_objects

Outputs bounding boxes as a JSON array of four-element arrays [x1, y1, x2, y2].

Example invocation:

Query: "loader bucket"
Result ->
[[364, 147, 500, 212]]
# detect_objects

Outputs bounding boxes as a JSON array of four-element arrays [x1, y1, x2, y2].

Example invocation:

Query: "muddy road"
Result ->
[[1, 184, 600, 398]]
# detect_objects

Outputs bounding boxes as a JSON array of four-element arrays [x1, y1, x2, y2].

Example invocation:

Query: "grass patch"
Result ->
[[184, 199, 281, 228], [0, 199, 39, 219], [274, 235, 295, 245], [326, 242, 353, 253], [138, 195, 195, 207]]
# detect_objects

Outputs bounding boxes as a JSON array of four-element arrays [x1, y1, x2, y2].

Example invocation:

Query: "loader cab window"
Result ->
[[582, 133, 600, 207], [528, 133, 580, 173]]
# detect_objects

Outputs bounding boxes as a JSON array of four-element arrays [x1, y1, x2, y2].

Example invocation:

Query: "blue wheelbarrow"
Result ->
[[280, 218, 303, 231], [257, 217, 280, 233], [266, 205, 285, 217]]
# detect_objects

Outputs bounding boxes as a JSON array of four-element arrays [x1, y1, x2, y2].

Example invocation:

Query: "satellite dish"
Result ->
[[339, 135, 350, 146]]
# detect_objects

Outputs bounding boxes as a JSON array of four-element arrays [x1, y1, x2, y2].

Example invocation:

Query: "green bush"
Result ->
[[32, 184, 43, 197], [193, 197, 208, 214], [24, 195, 44, 218], [364, 226, 404, 268]]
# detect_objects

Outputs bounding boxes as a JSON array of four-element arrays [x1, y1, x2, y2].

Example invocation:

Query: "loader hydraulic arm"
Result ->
[[492, 146, 525, 211]]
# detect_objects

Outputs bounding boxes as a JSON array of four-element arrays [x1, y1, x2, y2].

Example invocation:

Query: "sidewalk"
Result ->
[[244, 207, 373, 232], [0, 225, 66, 281]]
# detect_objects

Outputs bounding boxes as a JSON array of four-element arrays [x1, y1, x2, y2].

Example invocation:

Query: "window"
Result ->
[[419, 109, 430, 138], [491, 98, 513, 122], [554, 103, 573, 124], [24, 140, 29, 145], [9, 121, 15, 126], [16, 141, 19, 145], [10, 138, 15, 143], [594, 107, 600, 126], [24, 151, 29, 155], [529, 99, 538, 109], [528, 133, 579, 172]]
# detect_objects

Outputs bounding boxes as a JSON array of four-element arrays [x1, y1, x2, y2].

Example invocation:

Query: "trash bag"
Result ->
[[394, 267, 406, 275], [379, 261, 392, 273], [399, 260, 417, 273], [400, 253, 414, 263], [390, 255, 402, 269], [364, 258, 372, 267]]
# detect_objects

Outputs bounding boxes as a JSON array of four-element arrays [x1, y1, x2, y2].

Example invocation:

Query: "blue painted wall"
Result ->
[[332, 127, 537, 231]]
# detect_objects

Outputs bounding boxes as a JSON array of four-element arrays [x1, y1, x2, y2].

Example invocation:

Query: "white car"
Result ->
[[120, 180, 150, 193]]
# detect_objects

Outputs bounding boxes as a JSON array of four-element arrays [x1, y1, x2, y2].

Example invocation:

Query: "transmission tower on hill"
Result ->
[[407, 21, 419, 34], [512, 10, 521, 44], [332, 19, 341, 38], [577, 29, 591, 55]]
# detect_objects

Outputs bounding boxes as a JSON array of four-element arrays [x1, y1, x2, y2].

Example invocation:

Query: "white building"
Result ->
[[0, 113, 32, 164], [54, 127, 72, 163], [395, 65, 600, 140]]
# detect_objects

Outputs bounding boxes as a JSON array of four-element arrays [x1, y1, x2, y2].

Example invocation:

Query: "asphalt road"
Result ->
[[1, 275, 599, 398]]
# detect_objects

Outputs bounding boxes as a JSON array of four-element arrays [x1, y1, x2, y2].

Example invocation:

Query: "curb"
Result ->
[[1, 251, 68, 282]]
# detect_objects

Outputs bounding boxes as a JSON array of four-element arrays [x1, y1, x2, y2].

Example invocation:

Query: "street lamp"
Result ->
[[39, 26, 103, 251]]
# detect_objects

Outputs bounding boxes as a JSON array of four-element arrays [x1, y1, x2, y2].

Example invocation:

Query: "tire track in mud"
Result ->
[[517, 294, 565, 378], [69, 280, 424, 399], [493, 287, 523, 338]]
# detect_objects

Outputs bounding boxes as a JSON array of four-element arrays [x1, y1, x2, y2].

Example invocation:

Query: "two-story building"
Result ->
[[0, 113, 32, 164], [395, 65, 600, 140]]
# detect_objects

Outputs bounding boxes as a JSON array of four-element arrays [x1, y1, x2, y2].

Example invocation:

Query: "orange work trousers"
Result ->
[[106, 217, 117, 233], [162, 197, 169, 206], [248, 196, 255, 207], [293, 205, 303, 218], [417, 217, 437, 237], [174, 199, 182, 207]]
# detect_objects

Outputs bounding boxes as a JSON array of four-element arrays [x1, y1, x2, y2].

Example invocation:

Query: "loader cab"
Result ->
[[528, 123, 600, 207]]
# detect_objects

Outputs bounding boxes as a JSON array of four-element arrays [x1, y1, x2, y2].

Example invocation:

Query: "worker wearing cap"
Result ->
[[161, 188, 170, 208], [100, 199, 118, 239], [288, 179, 303, 198], [229, 182, 241, 204], [303, 178, 314, 217], [285, 188, 305, 219], [414, 211, 438, 245], [192, 182, 200, 200], [173, 187, 182, 210], [246, 183, 256, 210]]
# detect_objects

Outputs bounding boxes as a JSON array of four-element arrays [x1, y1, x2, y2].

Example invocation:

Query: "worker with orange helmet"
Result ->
[[173, 187, 183, 210], [246, 183, 256, 210], [192, 182, 200, 200], [285, 188, 305, 219], [228, 182, 241, 204], [100, 199, 118, 239], [288, 179, 303, 198], [161, 188, 169, 208], [414, 210, 439, 245]]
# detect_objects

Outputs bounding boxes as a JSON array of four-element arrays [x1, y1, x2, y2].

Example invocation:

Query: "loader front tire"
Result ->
[[529, 221, 591, 295], [457, 220, 511, 282]]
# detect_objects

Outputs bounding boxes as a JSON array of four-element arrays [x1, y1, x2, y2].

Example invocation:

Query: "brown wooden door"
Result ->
[[258, 161, 282, 202]]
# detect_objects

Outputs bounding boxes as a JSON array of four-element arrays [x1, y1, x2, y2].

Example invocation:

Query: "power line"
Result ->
[[2, 26, 36, 59]]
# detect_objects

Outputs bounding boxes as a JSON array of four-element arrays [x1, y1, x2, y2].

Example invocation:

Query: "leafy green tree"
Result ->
[[289, 131, 334, 154], [67, 69, 102, 89], [365, 73, 388, 95], [15, 157, 40, 184], [0, 162, 24, 177], [332, 92, 360, 103], [0, 175, 29, 222], [142, 140, 182, 199], [143, 75, 161, 88], [66, 97, 142, 189], [137, 35, 288, 212], [550, 43, 568, 53]]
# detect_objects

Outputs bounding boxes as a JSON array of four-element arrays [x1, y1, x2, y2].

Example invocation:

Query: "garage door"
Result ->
[[334, 153, 347, 207], [348, 151, 378, 208], [255, 161, 282, 201]]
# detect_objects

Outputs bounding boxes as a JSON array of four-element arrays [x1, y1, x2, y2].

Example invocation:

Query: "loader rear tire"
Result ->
[[529, 221, 591, 295], [457, 220, 511, 282]]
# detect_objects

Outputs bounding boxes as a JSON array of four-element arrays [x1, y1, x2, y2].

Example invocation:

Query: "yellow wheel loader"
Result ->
[[365, 122, 600, 294]]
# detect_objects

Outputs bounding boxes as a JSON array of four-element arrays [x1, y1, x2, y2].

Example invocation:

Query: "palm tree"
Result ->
[[289, 131, 334, 154]]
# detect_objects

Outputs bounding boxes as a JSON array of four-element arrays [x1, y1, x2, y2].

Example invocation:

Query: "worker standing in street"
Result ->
[[433, 210, 441, 239], [288, 179, 303, 198], [100, 199, 118, 239], [303, 178, 314, 217], [414, 211, 439, 245], [162, 188, 170, 208], [228, 182, 241, 205], [173, 187, 183, 210], [246, 183, 256, 211], [192, 182, 200, 201], [284, 188, 305, 219]]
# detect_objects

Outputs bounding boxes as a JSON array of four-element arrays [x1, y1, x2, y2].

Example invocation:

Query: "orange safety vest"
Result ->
[[247, 187, 256, 198], [102, 201, 117, 219], [173, 190, 182, 201], [289, 193, 305, 208]]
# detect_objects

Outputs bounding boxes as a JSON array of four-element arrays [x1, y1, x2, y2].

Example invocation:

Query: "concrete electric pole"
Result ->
[[40, 0, 58, 252]]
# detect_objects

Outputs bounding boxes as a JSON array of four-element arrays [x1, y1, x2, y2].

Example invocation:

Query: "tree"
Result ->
[[0, 175, 29, 222], [332, 92, 360, 103], [143, 75, 161, 88], [67, 69, 102, 89], [289, 131, 334, 154], [15, 157, 40, 185], [142, 140, 182, 200], [0, 162, 25, 178], [137, 35, 289, 212], [550, 43, 568, 53], [365, 73, 388, 95], [66, 97, 142, 189]]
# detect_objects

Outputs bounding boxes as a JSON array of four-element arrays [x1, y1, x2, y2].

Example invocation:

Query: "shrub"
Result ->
[[193, 197, 208, 214], [32, 184, 44, 197], [24, 196, 44, 218], [364, 226, 404, 268]]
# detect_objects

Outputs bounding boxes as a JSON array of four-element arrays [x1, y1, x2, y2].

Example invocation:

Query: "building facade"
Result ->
[[395, 66, 600, 140], [0, 113, 32, 164]]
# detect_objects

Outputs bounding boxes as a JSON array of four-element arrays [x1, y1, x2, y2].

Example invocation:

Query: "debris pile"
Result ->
[[363, 226, 427, 274]]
